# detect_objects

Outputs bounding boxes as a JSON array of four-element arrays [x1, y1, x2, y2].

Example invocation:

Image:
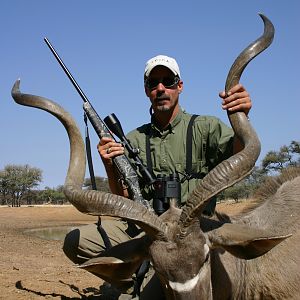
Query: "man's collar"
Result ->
[[150, 107, 184, 134]]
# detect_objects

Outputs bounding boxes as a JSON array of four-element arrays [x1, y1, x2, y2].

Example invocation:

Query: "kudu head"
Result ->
[[12, 14, 289, 300]]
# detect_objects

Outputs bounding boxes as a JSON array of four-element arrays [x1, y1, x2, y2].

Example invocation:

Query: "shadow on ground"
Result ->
[[16, 280, 121, 300]]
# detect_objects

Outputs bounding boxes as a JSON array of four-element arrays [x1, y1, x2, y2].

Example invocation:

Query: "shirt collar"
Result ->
[[150, 107, 184, 135]]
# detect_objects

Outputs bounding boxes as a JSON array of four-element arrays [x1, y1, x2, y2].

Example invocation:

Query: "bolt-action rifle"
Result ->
[[44, 38, 154, 209]]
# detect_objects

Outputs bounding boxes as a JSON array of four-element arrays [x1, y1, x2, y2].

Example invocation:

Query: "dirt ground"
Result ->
[[0, 201, 248, 300]]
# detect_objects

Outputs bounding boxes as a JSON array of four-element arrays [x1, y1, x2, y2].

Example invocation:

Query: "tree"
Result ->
[[22, 189, 40, 205], [83, 176, 110, 192], [262, 140, 300, 174], [38, 186, 66, 204], [221, 141, 300, 201], [0, 170, 10, 205], [222, 181, 250, 202], [290, 140, 300, 154], [0, 164, 42, 207]]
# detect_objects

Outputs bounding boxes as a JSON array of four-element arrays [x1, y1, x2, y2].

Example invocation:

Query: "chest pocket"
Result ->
[[144, 115, 208, 181], [183, 115, 208, 181]]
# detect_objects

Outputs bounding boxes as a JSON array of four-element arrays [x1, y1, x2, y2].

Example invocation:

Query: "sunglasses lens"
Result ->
[[146, 77, 178, 89], [162, 77, 176, 87], [147, 79, 159, 89]]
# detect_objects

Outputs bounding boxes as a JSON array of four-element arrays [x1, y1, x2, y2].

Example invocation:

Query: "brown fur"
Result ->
[[210, 170, 300, 299]]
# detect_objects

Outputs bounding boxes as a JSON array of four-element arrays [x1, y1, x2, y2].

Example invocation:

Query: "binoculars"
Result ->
[[153, 173, 181, 215]]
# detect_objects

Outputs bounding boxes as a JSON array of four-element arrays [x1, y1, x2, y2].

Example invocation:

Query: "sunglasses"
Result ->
[[145, 76, 180, 90]]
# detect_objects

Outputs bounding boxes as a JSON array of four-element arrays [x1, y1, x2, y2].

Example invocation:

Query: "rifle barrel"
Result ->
[[44, 37, 89, 103]]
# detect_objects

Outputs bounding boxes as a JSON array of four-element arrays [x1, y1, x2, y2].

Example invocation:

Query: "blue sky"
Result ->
[[1, 1, 299, 188]]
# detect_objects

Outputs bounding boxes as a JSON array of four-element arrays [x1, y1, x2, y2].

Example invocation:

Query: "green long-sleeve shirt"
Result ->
[[126, 108, 234, 204]]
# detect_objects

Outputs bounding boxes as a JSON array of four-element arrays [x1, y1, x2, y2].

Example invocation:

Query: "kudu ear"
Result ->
[[207, 223, 291, 260], [78, 236, 149, 281]]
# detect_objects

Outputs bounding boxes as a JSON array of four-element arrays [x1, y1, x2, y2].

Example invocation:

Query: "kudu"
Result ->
[[12, 14, 300, 299]]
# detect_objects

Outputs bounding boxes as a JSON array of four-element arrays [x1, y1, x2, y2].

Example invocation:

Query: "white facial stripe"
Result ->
[[169, 272, 200, 293], [111, 258, 124, 263], [168, 260, 209, 293], [204, 243, 210, 257]]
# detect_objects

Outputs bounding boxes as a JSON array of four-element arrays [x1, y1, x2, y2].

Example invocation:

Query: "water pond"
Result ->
[[24, 225, 81, 241]]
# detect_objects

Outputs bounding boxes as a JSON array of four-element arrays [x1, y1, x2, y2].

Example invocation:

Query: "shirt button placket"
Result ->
[[161, 138, 167, 169]]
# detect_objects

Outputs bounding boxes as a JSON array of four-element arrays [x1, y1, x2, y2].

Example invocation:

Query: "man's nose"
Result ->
[[156, 82, 165, 91]]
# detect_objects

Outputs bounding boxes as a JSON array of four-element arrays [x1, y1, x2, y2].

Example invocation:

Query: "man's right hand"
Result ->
[[97, 137, 125, 166], [97, 137, 128, 197]]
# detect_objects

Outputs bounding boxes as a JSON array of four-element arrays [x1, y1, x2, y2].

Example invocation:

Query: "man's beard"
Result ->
[[154, 95, 172, 112], [155, 104, 171, 112]]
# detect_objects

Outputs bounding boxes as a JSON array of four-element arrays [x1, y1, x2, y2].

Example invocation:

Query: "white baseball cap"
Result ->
[[144, 55, 181, 78]]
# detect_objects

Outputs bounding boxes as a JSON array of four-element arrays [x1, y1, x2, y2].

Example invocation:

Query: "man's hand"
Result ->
[[97, 137, 128, 197], [219, 83, 252, 116], [97, 137, 125, 166]]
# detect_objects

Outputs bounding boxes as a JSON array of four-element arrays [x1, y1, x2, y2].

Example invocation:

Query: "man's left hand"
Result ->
[[219, 83, 252, 116]]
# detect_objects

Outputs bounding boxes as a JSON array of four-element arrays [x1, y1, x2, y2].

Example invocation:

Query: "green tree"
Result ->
[[0, 170, 10, 205], [0, 164, 42, 207], [22, 189, 40, 205], [262, 140, 300, 174], [38, 186, 66, 204], [222, 181, 250, 202], [83, 176, 110, 192], [290, 140, 300, 154], [221, 140, 300, 201], [244, 166, 267, 192]]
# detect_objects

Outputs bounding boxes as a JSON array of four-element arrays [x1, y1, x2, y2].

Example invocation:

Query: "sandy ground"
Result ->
[[0, 201, 247, 300]]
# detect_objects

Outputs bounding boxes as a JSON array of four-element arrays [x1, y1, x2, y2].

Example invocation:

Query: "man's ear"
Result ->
[[145, 85, 151, 97], [178, 80, 183, 93]]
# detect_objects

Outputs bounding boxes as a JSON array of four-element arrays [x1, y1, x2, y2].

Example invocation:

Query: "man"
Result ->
[[63, 55, 251, 298], [98, 55, 250, 203]]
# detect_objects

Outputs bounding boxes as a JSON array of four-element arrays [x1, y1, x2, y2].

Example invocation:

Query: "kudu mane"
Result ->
[[221, 167, 300, 220], [242, 169, 300, 236], [254, 166, 300, 202]]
